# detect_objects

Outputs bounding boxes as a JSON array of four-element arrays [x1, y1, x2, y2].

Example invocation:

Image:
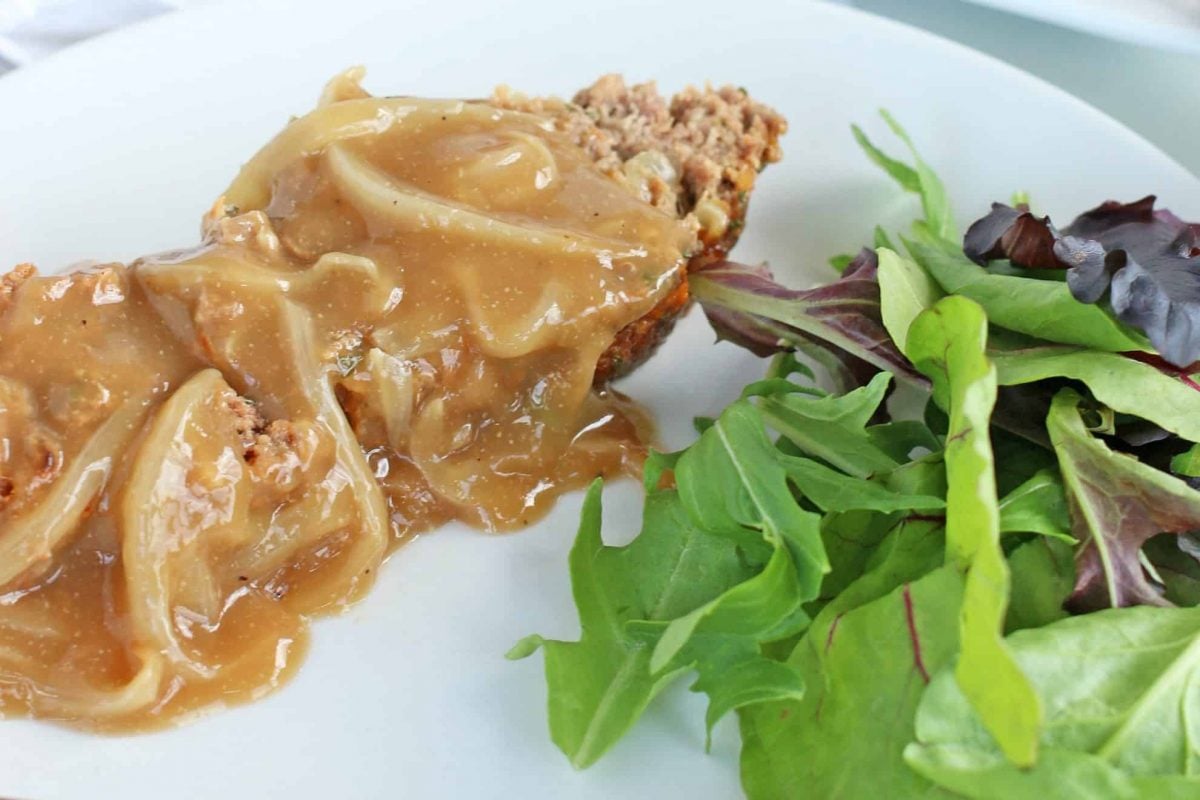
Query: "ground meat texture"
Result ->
[[492, 75, 785, 382], [224, 394, 320, 496], [0, 264, 36, 316]]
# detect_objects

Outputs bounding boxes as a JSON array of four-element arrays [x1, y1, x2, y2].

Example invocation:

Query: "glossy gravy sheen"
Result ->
[[0, 80, 694, 728]]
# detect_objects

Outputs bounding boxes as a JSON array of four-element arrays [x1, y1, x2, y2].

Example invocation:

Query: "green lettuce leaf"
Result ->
[[906, 606, 1200, 798], [993, 346, 1200, 444], [904, 233, 1149, 353], [907, 295, 1042, 766], [739, 563, 963, 799], [877, 246, 943, 355]]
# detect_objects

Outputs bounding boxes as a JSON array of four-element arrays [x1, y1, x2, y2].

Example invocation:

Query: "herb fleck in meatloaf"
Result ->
[[492, 75, 786, 383]]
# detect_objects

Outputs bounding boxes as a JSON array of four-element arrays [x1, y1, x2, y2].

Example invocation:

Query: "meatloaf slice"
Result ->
[[492, 75, 786, 383]]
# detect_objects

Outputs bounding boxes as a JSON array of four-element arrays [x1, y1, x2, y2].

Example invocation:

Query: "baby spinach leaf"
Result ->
[[739, 565, 963, 800], [509, 482, 753, 767], [1047, 389, 1200, 611], [904, 233, 1150, 353], [906, 606, 1200, 797], [907, 295, 1042, 767]]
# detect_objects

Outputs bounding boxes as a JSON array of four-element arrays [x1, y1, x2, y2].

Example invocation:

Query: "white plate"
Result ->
[[1, 1, 1198, 798], [961, 0, 1200, 53]]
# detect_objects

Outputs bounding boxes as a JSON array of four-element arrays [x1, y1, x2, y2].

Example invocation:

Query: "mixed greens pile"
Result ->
[[509, 115, 1200, 799]]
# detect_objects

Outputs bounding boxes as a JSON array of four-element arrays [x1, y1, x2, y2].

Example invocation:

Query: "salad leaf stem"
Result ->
[[907, 295, 1042, 766]]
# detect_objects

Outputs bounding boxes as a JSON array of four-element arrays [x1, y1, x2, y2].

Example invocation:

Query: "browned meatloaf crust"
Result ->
[[492, 75, 786, 383]]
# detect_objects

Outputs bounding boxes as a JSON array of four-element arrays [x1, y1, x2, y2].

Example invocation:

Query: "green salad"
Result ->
[[509, 115, 1200, 799]]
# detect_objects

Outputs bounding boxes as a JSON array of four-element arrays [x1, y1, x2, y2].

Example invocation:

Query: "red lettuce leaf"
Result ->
[[690, 250, 928, 391], [1047, 389, 1200, 612], [963, 197, 1200, 367], [963, 203, 1062, 270]]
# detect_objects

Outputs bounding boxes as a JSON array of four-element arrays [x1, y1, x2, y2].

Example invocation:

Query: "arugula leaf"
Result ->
[[637, 538, 809, 744], [815, 516, 950, 628], [1047, 388, 1200, 611], [808, 451, 948, 611], [867, 419, 943, 462], [906, 606, 1200, 797], [740, 564, 963, 800], [904, 233, 1150, 353], [812, 510, 910, 613], [875, 224, 899, 252], [756, 372, 899, 479], [877, 246, 943, 356], [517, 395, 834, 767], [992, 346, 1200, 443], [780, 454, 943, 513], [674, 400, 828, 581], [509, 482, 753, 767], [854, 111, 956, 241], [851, 123, 921, 194], [907, 295, 1042, 767]]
